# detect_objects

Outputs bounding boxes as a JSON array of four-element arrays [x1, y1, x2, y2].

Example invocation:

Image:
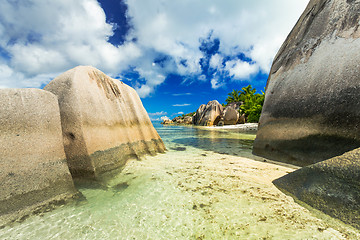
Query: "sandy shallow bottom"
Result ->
[[1, 125, 359, 239]]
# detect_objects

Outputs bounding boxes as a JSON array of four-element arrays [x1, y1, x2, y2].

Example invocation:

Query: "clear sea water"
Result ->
[[1, 123, 359, 239]]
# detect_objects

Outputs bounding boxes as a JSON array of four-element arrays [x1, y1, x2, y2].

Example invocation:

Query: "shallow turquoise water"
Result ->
[[154, 123, 257, 158], [1, 123, 359, 239]]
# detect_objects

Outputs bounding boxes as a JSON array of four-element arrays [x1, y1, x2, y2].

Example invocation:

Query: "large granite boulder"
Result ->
[[223, 106, 239, 125], [192, 104, 206, 125], [44, 66, 165, 179], [0, 89, 77, 226], [273, 147, 360, 229], [193, 100, 223, 126], [253, 0, 360, 166]]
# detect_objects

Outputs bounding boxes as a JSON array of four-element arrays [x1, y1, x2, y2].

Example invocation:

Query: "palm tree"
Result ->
[[241, 85, 256, 96], [225, 90, 241, 104]]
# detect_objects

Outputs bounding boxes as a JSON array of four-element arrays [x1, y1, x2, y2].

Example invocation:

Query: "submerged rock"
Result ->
[[253, 0, 360, 165], [44, 66, 165, 179], [0, 89, 78, 226], [193, 100, 223, 126], [273, 147, 360, 229]]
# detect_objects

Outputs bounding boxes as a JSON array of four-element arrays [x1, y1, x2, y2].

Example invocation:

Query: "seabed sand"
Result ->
[[2, 143, 359, 239]]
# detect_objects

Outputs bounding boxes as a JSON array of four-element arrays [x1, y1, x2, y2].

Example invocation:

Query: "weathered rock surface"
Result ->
[[223, 106, 239, 125], [0, 89, 77, 226], [273, 147, 360, 229], [44, 66, 165, 179], [227, 101, 243, 112], [161, 119, 173, 125], [193, 100, 223, 126], [254, 0, 360, 166], [238, 113, 246, 124], [184, 116, 193, 124], [192, 104, 206, 125]]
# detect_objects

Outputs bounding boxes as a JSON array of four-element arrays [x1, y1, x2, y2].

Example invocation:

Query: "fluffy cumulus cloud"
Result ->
[[123, 0, 309, 95], [148, 111, 168, 116], [148, 111, 169, 121], [0, 0, 309, 96], [0, 0, 141, 88]]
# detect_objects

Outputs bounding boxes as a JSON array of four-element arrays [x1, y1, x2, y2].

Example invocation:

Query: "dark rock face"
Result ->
[[273, 148, 360, 229], [255, 0, 360, 229], [253, 0, 360, 165]]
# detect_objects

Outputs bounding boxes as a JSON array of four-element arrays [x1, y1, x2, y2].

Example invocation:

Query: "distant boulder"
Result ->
[[193, 100, 223, 126], [223, 105, 239, 125], [0, 89, 77, 226], [161, 119, 173, 125], [237, 113, 246, 124], [192, 104, 206, 125], [184, 116, 193, 124], [44, 66, 165, 179], [227, 101, 243, 112]]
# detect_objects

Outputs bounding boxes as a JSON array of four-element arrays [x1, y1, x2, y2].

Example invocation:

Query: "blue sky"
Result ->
[[0, 0, 309, 120]]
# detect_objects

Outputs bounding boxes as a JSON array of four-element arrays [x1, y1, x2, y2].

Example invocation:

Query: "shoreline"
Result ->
[[205, 122, 258, 131], [160, 122, 259, 132]]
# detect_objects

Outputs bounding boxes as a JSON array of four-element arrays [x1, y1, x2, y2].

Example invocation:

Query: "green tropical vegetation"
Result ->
[[225, 85, 265, 123], [181, 112, 195, 118]]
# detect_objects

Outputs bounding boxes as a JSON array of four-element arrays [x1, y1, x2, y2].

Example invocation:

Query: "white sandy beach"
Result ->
[[206, 123, 258, 131]]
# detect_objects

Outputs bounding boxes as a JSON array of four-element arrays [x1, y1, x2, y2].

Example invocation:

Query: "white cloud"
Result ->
[[160, 116, 170, 121], [209, 54, 223, 70], [148, 111, 168, 116], [173, 103, 191, 107], [210, 77, 225, 89], [0, 0, 309, 96], [225, 60, 259, 80], [0, 0, 141, 88], [124, 0, 309, 93], [172, 93, 192, 96]]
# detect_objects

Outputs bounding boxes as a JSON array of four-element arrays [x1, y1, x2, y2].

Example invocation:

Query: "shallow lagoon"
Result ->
[[1, 123, 359, 239]]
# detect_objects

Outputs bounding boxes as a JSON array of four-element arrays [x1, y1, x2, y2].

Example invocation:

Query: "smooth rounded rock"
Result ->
[[44, 66, 165, 179], [223, 106, 239, 125]]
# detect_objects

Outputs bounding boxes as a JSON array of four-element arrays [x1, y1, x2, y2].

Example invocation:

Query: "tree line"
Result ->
[[224, 85, 265, 123]]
